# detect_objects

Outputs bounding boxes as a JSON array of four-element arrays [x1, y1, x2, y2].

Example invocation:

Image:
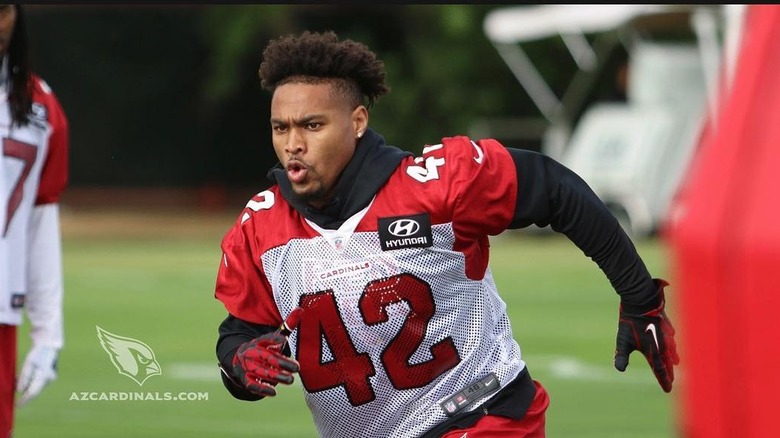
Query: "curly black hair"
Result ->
[[258, 31, 390, 108]]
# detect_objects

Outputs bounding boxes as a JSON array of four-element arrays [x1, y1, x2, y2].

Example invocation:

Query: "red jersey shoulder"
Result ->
[[373, 140, 468, 223], [380, 136, 517, 235], [30, 75, 68, 128], [237, 187, 282, 225], [31, 74, 70, 204], [227, 186, 318, 252], [401, 135, 510, 184]]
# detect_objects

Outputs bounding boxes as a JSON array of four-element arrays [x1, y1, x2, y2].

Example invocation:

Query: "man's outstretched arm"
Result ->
[[506, 148, 679, 391]]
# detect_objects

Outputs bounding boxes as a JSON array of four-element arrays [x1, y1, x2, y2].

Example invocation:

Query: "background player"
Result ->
[[0, 4, 69, 437], [214, 31, 678, 437]]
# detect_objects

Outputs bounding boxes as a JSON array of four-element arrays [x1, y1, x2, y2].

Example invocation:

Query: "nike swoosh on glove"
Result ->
[[614, 279, 680, 392], [16, 345, 59, 407]]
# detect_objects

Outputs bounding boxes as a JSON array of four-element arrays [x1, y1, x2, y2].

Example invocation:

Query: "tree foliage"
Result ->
[[24, 5, 540, 188]]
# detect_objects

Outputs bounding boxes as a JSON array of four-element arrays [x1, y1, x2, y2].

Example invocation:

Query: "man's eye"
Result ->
[[306, 123, 321, 130], [273, 125, 287, 133]]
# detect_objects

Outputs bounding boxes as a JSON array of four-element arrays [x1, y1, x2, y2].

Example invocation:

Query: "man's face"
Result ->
[[270, 81, 367, 208], [0, 5, 16, 58]]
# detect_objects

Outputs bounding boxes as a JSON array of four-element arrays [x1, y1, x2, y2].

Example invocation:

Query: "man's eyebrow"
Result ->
[[270, 114, 324, 125]]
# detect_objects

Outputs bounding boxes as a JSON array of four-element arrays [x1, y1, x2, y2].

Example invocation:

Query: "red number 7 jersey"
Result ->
[[216, 136, 525, 437], [0, 75, 68, 326]]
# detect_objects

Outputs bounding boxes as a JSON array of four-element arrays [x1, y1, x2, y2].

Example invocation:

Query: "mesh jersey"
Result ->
[[0, 75, 69, 325], [216, 136, 524, 437]]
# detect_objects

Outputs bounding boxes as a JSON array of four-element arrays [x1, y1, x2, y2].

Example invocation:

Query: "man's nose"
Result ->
[[285, 128, 305, 155]]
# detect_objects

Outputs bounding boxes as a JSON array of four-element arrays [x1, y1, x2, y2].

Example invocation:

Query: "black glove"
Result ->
[[231, 308, 302, 397], [614, 279, 680, 392]]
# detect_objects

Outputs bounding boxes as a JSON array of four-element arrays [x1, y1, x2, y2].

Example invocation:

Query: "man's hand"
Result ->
[[16, 345, 59, 407], [614, 279, 680, 392], [231, 308, 302, 397]]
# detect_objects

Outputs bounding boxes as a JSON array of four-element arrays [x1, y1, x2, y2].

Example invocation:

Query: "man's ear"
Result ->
[[352, 105, 368, 139]]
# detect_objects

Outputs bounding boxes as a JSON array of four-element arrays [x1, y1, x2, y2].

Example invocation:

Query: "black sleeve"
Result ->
[[507, 148, 659, 311], [216, 314, 277, 401]]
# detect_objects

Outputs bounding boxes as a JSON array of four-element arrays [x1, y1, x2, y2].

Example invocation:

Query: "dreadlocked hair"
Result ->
[[7, 4, 32, 126], [258, 30, 389, 108]]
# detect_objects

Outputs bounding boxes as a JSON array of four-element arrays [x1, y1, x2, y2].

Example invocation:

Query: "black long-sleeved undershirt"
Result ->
[[507, 148, 659, 312]]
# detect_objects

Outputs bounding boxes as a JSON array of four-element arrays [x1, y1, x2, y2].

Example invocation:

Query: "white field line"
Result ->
[[167, 362, 302, 387], [524, 354, 660, 385], [167, 355, 663, 386]]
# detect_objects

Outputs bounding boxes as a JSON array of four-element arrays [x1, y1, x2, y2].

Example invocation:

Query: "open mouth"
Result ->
[[286, 161, 308, 184]]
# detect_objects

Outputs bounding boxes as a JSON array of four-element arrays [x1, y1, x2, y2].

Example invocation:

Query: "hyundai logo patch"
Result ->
[[378, 213, 432, 251]]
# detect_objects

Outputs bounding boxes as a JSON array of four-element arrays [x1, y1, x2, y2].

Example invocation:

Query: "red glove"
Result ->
[[232, 308, 302, 397], [614, 279, 680, 392]]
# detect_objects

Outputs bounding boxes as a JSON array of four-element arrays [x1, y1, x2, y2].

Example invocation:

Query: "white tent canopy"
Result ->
[[482, 4, 717, 122], [483, 4, 681, 44], [480, 4, 743, 236]]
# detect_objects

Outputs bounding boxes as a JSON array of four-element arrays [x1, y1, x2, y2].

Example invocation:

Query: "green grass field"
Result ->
[[13, 210, 681, 437]]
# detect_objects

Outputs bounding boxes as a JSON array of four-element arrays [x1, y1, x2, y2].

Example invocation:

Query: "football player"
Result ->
[[214, 31, 678, 437], [0, 4, 69, 437]]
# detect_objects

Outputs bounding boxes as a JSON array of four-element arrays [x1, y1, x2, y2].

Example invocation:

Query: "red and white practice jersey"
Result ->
[[0, 75, 68, 325], [217, 136, 524, 437]]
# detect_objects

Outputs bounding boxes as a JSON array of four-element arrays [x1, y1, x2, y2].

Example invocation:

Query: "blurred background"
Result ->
[[26, 4, 550, 212], [25, 4, 734, 237]]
